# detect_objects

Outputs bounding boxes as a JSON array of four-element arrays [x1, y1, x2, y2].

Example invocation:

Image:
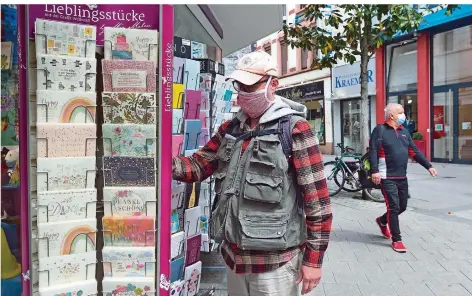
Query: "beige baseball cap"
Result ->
[[228, 51, 279, 86]]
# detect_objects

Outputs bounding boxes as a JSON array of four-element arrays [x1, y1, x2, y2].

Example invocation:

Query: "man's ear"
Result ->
[[271, 78, 279, 89]]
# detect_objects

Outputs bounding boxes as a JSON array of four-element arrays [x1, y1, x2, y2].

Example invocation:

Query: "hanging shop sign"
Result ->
[[332, 59, 376, 99], [276, 81, 324, 101], [28, 4, 160, 45]]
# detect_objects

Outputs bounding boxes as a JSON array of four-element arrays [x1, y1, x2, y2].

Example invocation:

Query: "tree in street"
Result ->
[[283, 5, 458, 151]]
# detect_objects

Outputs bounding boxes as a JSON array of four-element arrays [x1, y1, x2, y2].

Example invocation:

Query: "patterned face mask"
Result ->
[[237, 76, 274, 118]]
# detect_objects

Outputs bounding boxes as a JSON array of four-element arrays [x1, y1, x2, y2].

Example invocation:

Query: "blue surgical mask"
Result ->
[[396, 114, 406, 125]]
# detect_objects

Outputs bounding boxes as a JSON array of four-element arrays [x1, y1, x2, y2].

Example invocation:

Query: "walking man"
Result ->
[[369, 103, 438, 253], [172, 51, 332, 295]]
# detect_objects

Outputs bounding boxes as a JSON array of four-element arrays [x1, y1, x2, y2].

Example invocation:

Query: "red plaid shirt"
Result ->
[[173, 119, 332, 273]]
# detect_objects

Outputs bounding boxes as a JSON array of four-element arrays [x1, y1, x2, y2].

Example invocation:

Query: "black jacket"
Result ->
[[369, 123, 432, 179]]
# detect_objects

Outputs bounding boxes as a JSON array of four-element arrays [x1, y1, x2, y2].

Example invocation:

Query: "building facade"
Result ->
[[376, 4, 472, 164]]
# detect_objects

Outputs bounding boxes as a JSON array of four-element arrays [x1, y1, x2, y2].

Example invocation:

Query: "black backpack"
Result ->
[[358, 124, 386, 190]]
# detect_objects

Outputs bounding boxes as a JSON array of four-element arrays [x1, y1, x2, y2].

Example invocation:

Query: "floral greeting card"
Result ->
[[104, 27, 159, 63], [102, 246, 155, 277], [35, 19, 96, 58], [184, 261, 202, 296], [103, 156, 155, 187], [103, 216, 155, 247], [170, 280, 185, 296], [102, 92, 156, 124], [37, 123, 96, 157], [36, 90, 96, 123], [38, 252, 96, 288], [102, 60, 156, 92], [36, 54, 97, 92], [37, 156, 96, 191], [37, 218, 96, 258], [102, 124, 156, 158], [103, 187, 156, 217], [38, 279, 97, 296], [102, 277, 154, 296], [37, 188, 97, 223]]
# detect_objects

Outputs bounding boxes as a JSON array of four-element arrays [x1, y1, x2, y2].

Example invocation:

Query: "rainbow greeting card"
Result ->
[[36, 90, 96, 123], [103, 216, 155, 247], [37, 218, 96, 259]]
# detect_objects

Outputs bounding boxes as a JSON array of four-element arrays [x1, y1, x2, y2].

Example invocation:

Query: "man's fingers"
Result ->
[[296, 270, 303, 284], [301, 279, 310, 295]]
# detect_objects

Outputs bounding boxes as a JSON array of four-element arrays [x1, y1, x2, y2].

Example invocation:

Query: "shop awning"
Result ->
[[176, 5, 284, 56]]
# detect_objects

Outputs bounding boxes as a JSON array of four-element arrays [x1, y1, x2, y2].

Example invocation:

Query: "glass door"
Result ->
[[432, 86, 472, 164]]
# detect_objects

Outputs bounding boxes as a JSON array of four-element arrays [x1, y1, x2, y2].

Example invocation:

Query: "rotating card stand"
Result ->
[[38, 260, 97, 287], [102, 199, 156, 217], [103, 40, 159, 63], [36, 103, 97, 123], [36, 200, 98, 223], [102, 104, 158, 124], [184, 217, 203, 237], [184, 101, 202, 120], [176, 65, 184, 84], [101, 260, 156, 277], [175, 91, 185, 109], [35, 33, 96, 58], [102, 137, 157, 157], [184, 131, 202, 151], [35, 168, 97, 191], [36, 230, 97, 258], [102, 228, 157, 247], [36, 136, 97, 157], [173, 117, 184, 135]]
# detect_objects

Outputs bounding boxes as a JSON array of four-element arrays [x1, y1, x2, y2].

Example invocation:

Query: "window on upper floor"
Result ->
[[264, 44, 271, 56], [280, 40, 288, 75], [301, 48, 309, 69]]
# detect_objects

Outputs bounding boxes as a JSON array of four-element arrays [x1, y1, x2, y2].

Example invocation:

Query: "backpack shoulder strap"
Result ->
[[278, 114, 304, 161], [220, 117, 241, 137]]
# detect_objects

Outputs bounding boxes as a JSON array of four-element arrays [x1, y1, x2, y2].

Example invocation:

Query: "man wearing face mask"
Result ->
[[369, 103, 438, 253], [172, 51, 332, 295]]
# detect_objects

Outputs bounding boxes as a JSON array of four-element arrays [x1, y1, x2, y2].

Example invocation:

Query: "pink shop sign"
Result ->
[[28, 4, 160, 45]]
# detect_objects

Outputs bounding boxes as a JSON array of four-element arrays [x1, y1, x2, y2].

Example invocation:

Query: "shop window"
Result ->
[[433, 24, 472, 86], [388, 94, 418, 135], [304, 99, 325, 144], [280, 40, 288, 75], [386, 42, 418, 92], [342, 100, 362, 153], [264, 44, 271, 56]]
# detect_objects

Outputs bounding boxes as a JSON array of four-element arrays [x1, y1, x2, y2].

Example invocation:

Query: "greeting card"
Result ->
[[37, 218, 96, 258], [102, 124, 156, 157], [38, 252, 96, 288], [37, 123, 96, 157], [199, 128, 210, 147], [173, 57, 185, 84], [183, 120, 202, 152], [184, 261, 202, 296], [170, 256, 185, 283], [198, 73, 213, 92], [171, 231, 185, 259], [171, 209, 180, 234], [200, 91, 210, 111], [183, 59, 200, 91], [104, 28, 159, 63], [37, 157, 96, 191], [184, 206, 202, 237], [191, 41, 207, 59], [103, 216, 155, 247], [36, 54, 97, 92], [199, 110, 210, 129], [171, 183, 186, 210], [35, 19, 96, 57], [172, 135, 184, 158], [102, 92, 157, 124], [173, 109, 183, 134], [170, 280, 185, 296], [213, 99, 227, 116], [173, 84, 184, 109], [102, 246, 155, 277], [185, 234, 201, 267], [37, 189, 97, 223], [103, 156, 155, 187], [103, 187, 156, 217], [184, 90, 202, 120], [201, 234, 210, 252], [36, 90, 96, 123], [102, 277, 154, 296], [198, 183, 210, 218], [38, 279, 97, 296], [102, 60, 156, 92], [1, 42, 13, 70]]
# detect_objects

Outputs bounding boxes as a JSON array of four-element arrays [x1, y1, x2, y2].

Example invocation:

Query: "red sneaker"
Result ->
[[392, 241, 407, 253], [376, 217, 391, 239]]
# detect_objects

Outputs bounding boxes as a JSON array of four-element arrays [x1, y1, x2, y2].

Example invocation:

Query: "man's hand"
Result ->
[[372, 172, 381, 185], [297, 265, 322, 295], [428, 167, 438, 177]]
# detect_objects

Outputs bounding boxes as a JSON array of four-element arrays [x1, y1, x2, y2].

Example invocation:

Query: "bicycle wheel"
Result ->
[[363, 188, 384, 203], [342, 169, 363, 193], [324, 161, 345, 197]]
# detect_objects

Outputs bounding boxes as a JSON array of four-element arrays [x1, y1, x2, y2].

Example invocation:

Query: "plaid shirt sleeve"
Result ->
[[292, 119, 333, 268], [172, 121, 231, 183]]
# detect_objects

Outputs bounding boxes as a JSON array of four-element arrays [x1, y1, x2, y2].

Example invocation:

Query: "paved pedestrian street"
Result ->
[[200, 162, 472, 295]]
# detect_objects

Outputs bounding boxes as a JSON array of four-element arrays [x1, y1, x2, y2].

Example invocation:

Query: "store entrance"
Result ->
[[432, 84, 472, 164]]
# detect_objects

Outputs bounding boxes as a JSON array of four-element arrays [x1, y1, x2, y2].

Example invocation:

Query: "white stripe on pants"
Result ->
[[226, 252, 303, 296]]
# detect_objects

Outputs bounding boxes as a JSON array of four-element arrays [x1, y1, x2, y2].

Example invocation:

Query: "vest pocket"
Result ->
[[214, 172, 226, 195], [240, 219, 288, 239], [243, 172, 283, 204]]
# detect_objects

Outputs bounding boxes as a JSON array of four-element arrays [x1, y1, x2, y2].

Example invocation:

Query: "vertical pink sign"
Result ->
[[159, 4, 173, 296]]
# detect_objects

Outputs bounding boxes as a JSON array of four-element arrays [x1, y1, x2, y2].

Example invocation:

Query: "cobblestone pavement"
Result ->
[[199, 161, 472, 295]]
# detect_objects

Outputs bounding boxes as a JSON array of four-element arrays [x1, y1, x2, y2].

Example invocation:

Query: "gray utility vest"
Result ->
[[210, 114, 307, 251]]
